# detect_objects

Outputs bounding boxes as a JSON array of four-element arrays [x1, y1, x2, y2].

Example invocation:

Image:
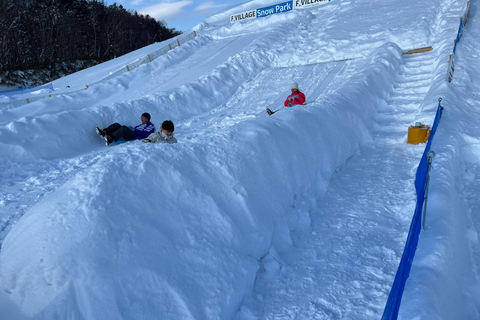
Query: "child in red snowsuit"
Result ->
[[284, 82, 306, 107]]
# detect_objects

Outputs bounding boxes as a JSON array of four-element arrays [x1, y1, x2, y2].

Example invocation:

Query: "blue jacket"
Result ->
[[134, 122, 155, 139]]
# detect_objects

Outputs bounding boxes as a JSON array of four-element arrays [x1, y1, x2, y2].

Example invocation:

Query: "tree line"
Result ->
[[0, 0, 182, 71]]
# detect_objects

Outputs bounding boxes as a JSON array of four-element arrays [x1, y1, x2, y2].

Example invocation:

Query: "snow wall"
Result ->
[[0, 43, 403, 319]]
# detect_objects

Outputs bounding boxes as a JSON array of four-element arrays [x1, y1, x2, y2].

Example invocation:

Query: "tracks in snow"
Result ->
[[0, 153, 105, 248], [238, 51, 439, 319], [181, 60, 350, 138]]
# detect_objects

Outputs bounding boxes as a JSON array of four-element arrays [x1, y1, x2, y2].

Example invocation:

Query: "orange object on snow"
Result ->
[[407, 122, 431, 144]]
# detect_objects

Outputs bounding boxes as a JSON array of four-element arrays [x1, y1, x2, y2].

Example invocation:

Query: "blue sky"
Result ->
[[112, 0, 246, 32]]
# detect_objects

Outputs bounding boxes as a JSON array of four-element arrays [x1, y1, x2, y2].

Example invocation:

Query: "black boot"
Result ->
[[104, 134, 115, 146], [96, 127, 106, 137]]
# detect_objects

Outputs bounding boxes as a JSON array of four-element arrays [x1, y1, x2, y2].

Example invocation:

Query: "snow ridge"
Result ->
[[1, 0, 480, 318]]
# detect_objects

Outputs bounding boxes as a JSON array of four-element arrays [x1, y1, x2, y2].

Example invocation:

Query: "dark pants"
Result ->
[[104, 123, 135, 141]]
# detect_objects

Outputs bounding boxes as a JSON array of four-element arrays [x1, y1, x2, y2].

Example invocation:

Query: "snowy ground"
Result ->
[[1, 0, 480, 319]]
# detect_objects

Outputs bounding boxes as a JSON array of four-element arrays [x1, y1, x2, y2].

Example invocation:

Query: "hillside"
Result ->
[[0, 0, 180, 87], [0, 0, 479, 319]]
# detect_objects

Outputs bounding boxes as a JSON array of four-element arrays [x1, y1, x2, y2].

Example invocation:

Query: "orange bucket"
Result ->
[[407, 122, 431, 144]]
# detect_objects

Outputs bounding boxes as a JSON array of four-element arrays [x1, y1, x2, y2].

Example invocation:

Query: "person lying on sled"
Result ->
[[96, 112, 155, 145], [284, 82, 306, 107]]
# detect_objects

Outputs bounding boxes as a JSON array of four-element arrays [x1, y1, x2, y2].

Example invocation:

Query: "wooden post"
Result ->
[[126, 65, 130, 71], [194, 30, 197, 37], [26, 98, 30, 104], [177, 39, 181, 46], [85, 85, 89, 89], [148, 54, 152, 62], [169, 43, 172, 50], [403, 46, 433, 55]]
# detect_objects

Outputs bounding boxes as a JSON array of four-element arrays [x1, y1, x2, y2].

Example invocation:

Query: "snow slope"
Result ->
[[1, 0, 479, 319]]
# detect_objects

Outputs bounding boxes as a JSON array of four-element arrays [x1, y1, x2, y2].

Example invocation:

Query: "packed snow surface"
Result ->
[[1, 0, 480, 319]]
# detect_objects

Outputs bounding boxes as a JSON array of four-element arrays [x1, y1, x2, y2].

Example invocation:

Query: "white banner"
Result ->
[[230, 10, 257, 23], [294, 0, 330, 9]]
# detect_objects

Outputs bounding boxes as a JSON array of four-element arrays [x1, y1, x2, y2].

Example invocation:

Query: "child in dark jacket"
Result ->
[[96, 113, 155, 145]]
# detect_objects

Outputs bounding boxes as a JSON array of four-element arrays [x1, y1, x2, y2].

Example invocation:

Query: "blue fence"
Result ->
[[0, 83, 54, 97], [453, 19, 464, 55], [447, 1, 470, 82], [381, 100, 444, 320]]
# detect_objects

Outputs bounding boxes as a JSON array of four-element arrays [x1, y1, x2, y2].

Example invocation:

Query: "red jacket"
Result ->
[[284, 91, 306, 106]]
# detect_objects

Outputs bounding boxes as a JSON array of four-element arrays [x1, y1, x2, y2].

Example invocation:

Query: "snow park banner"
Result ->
[[230, 0, 330, 23]]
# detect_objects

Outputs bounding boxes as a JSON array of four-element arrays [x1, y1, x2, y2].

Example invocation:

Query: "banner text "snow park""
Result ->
[[257, 1, 293, 18]]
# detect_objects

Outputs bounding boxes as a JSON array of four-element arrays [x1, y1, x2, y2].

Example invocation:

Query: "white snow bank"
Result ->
[[0, 43, 403, 319]]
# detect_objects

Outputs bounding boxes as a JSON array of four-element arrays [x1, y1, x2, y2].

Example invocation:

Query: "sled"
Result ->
[[266, 102, 308, 116], [108, 138, 129, 146]]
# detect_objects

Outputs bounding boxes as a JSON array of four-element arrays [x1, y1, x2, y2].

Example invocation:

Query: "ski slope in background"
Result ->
[[1, 0, 480, 319]]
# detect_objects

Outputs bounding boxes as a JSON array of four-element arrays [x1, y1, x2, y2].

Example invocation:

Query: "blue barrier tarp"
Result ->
[[453, 19, 464, 55], [0, 83, 54, 97], [381, 102, 444, 320]]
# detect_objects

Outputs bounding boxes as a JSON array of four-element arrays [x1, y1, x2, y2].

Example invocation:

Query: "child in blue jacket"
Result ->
[[96, 113, 155, 145]]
